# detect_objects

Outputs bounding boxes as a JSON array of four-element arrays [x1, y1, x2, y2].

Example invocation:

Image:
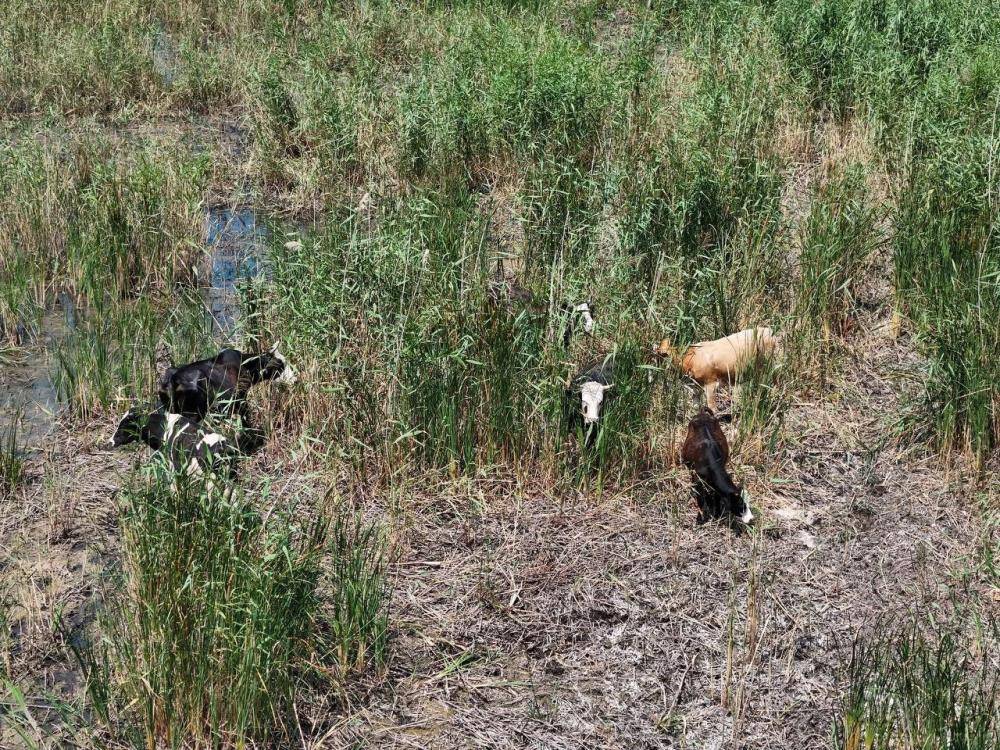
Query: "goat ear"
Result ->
[[601, 383, 613, 392]]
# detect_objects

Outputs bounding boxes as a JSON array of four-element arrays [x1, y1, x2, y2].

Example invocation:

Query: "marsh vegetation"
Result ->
[[1, 0, 997, 747]]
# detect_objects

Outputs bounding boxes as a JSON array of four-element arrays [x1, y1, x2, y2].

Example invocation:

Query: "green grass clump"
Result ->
[[734, 350, 789, 452], [266, 187, 667, 480], [0, 414, 25, 499], [759, 0, 1000, 460], [82, 466, 329, 748], [3, 1, 993, 472], [794, 166, 880, 376], [0, 138, 207, 336], [894, 118, 998, 460], [0, 136, 215, 420], [53, 292, 214, 419], [326, 511, 391, 679], [398, 14, 618, 181], [0, 0, 157, 116], [836, 617, 999, 750]]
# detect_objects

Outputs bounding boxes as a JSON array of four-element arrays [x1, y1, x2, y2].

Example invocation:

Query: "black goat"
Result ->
[[680, 407, 753, 524], [158, 344, 296, 423]]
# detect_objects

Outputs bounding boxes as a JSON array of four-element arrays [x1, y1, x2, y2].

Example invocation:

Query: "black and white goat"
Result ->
[[158, 343, 296, 423], [565, 358, 614, 444], [110, 407, 239, 479]]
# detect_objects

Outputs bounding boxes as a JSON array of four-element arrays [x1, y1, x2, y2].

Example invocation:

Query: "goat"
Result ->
[[110, 407, 239, 479], [560, 302, 595, 346], [488, 279, 595, 346], [680, 407, 753, 524], [157, 344, 296, 424], [566, 358, 614, 440], [655, 327, 778, 411]]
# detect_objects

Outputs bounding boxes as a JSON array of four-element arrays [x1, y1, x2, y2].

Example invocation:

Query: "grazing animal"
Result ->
[[110, 407, 239, 479], [655, 327, 778, 411], [158, 344, 297, 422], [567, 358, 614, 430], [488, 280, 595, 346], [560, 302, 595, 347], [681, 407, 753, 524]]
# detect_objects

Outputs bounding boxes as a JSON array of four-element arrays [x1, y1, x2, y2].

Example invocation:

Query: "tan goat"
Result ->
[[655, 327, 779, 411]]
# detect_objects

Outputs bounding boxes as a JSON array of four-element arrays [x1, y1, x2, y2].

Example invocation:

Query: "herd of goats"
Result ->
[[111, 293, 778, 526]]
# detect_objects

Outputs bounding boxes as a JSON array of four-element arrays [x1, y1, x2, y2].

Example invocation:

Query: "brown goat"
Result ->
[[656, 327, 778, 411], [681, 407, 753, 524]]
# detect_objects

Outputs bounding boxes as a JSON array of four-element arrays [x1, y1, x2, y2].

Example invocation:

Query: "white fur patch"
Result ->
[[580, 381, 609, 425], [284, 240, 303, 252], [573, 303, 595, 334], [271, 345, 298, 385], [197, 432, 226, 449], [163, 412, 186, 442], [740, 489, 754, 524], [186, 457, 203, 477]]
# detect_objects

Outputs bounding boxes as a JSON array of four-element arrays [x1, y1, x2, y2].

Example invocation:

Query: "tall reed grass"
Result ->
[[836, 617, 999, 750], [325, 511, 390, 679], [0, 412, 25, 499], [5, 0, 994, 461], [82, 466, 328, 748], [3, 1, 999, 747], [768, 0, 1000, 459], [53, 291, 213, 419], [794, 166, 880, 377]]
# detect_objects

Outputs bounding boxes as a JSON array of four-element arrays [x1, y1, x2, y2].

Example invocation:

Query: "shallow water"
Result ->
[[1, 206, 271, 449], [0, 309, 71, 450], [204, 207, 269, 337], [152, 25, 179, 87]]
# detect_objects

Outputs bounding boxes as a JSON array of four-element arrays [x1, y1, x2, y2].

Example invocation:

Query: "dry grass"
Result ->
[[1, 112, 995, 748], [2, 2, 998, 745], [2, 288, 994, 747]]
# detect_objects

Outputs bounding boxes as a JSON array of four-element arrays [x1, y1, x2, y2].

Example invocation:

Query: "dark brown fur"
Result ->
[[681, 407, 750, 523]]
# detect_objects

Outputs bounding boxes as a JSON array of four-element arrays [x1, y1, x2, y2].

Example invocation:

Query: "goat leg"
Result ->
[[704, 381, 718, 412]]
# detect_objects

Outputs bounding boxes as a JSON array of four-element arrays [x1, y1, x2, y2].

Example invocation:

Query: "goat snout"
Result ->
[[276, 363, 298, 385]]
